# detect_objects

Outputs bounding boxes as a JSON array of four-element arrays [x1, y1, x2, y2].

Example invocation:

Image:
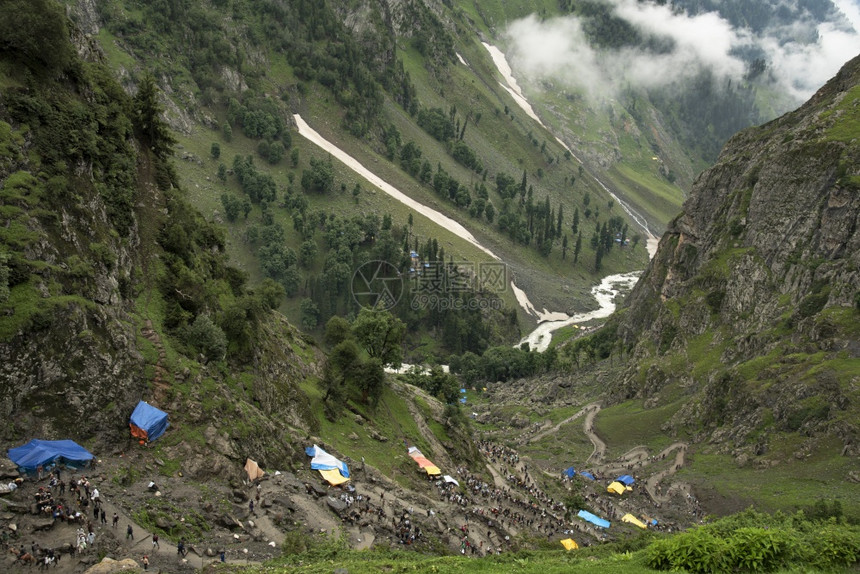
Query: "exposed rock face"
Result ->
[[615, 54, 860, 448]]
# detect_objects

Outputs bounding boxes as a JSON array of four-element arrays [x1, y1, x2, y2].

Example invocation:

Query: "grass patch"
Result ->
[[593, 399, 682, 456]]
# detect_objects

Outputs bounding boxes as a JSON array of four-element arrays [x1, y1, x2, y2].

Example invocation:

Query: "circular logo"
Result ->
[[351, 260, 404, 310]]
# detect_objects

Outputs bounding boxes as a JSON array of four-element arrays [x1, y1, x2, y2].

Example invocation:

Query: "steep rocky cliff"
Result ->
[[614, 54, 860, 455], [0, 1, 319, 473]]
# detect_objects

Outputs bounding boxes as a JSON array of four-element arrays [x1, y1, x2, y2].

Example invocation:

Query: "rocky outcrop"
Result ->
[[614, 54, 860, 447]]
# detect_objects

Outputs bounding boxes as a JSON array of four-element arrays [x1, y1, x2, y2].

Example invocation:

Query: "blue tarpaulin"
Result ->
[[460, 389, 467, 393], [564, 467, 576, 478], [129, 401, 169, 442], [577, 510, 610, 528], [616, 475, 635, 485], [459, 397, 467, 403], [8, 439, 93, 472], [305, 445, 350, 478], [581, 472, 595, 480]]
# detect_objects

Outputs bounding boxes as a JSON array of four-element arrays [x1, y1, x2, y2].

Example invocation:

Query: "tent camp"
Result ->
[[129, 401, 169, 443], [244, 458, 265, 481], [563, 467, 576, 479], [607, 481, 630, 495], [580, 471, 595, 481], [616, 474, 635, 485], [577, 510, 610, 528], [407, 447, 441, 476], [306, 445, 350, 485], [560, 538, 579, 551], [621, 513, 648, 529], [8, 439, 93, 473], [443, 475, 460, 487]]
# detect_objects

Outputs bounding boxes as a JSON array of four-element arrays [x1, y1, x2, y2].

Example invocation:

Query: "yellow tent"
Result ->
[[425, 465, 441, 476], [607, 481, 627, 495], [319, 468, 350, 486], [244, 458, 265, 481], [560, 538, 579, 551], [621, 513, 648, 529]]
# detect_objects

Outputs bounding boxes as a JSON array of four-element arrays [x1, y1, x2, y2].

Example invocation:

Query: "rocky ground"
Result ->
[[1, 388, 706, 573]]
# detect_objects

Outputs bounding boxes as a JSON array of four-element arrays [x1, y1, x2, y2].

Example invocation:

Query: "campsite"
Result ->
[[0, 388, 710, 573]]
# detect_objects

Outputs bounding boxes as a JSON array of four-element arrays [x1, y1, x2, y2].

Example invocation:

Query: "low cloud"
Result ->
[[502, 0, 860, 106]]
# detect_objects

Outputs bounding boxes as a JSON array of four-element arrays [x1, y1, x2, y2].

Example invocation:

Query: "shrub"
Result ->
[[185, 314, 227, 362]]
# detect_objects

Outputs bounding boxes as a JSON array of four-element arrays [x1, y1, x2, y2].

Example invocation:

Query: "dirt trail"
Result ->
[[525, 403, 597, 445], [644, 443, 688, 503], [573, 403, 691, 506], [90, 493, 206, 571], [583, 405, 605, 463]]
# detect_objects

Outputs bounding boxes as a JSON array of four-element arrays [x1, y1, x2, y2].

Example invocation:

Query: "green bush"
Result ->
[[647, 528, 728, 573], [185, 314, 227, 362]]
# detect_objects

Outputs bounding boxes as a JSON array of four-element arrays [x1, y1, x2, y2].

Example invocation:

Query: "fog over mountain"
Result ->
[[504, 0, 860, 106]]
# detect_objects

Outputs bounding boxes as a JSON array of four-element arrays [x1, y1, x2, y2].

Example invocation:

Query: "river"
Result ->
[[294, 44, 660, 354]]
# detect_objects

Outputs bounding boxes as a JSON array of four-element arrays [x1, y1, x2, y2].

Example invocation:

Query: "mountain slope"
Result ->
[[614, 53, 860, 456]]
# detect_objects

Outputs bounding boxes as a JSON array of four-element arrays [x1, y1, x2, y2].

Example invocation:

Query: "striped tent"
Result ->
[[407, 446, 441, 476]]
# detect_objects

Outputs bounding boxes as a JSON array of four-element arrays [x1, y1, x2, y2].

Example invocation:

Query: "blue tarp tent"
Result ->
[[459, 397, 467, 403], [580, 472, 595, 480], [129, 401, 169, 442], [305, 445, 350, 478], [460, 389, 467, 393], [577, 510, 610, 528], [616, 474, 635, 485], [8, 439, 93, 472], [564, 467, 576, 478]]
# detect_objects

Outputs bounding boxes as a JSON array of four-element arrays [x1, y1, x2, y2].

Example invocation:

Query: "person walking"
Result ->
[[112, 513, 119, 528], [142, 555, 149, 571], [126, 524, 134, 540], [152, 533, 160, 549]]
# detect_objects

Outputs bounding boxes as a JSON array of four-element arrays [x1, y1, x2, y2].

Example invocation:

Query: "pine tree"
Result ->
[[556, 204, 564, 237], [574, 231, 582, 264], [133, 72, 176, 160]]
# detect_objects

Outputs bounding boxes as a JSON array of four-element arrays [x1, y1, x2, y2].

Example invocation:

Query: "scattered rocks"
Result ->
[[369, 430, 388, 442]]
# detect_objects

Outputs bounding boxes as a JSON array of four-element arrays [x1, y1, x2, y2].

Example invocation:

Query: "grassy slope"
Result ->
[[453, 0, 692, 234], [110, 0, 651, 334]]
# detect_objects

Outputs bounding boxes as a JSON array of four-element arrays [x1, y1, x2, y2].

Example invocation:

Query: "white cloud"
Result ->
[[502, 0, 860, 107], [832, 0, 860, 31]]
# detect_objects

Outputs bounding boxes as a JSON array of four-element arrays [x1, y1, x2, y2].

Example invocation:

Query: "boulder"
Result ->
[[82, 557, 140, 573], [326, 497, 347, 513], [218, 514, 243, 529], [32, 518, 55, 532], [232, 489, 248, 502], [155, 516, 174, 529], [307, 483, 327, 497], [273, 497, 296, 512], [369, 430, 388, 442]]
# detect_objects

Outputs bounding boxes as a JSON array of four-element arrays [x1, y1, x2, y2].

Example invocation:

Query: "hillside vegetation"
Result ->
[[1, 2, 859, 574]]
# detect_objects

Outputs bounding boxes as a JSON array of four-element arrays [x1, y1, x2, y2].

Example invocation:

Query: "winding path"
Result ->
[[583, 405, 606, 464], [574, 405, 690, 505], [525, 403, 598, 445]]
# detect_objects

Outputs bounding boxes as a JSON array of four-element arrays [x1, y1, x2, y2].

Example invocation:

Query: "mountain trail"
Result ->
[[526, 403, 598, 445]]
